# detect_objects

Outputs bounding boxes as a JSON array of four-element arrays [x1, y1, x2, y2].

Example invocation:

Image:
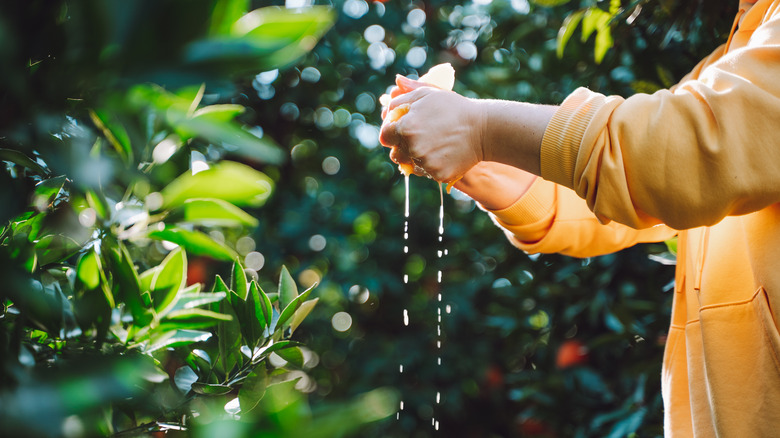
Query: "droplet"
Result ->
[[403, 309, 409, 326]]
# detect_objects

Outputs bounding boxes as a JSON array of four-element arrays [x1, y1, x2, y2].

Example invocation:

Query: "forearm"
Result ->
[[453, 161, 537, 210], [477, 100, 558, 177]]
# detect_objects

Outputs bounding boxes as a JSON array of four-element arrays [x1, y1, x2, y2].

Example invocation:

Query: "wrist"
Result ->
[[470, 98, 490, 163]]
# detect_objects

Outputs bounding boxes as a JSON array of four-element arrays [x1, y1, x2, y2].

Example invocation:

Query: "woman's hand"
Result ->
[[379, 77, 486, 183]]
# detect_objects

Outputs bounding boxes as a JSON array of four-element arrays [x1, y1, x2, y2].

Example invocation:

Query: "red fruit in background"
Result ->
[[555, 340, 588, 369], [517, 417, 556, 437], [187, 256, 210, 286], [484, 364, 504, 389]]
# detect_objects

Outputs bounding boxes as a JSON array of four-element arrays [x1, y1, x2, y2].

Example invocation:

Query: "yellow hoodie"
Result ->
[[488, 1, 780, 435]]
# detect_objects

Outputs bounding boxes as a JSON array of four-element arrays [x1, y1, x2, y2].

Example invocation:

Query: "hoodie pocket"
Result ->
[[694, 287, 780, 435]]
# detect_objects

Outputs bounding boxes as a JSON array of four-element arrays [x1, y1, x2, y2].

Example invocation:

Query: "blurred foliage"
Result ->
[[0, 1, 397, 437], [0, 0, 736, 437]]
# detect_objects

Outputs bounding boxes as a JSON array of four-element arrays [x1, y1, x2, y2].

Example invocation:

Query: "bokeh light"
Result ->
[[331, 312, 353, 332]]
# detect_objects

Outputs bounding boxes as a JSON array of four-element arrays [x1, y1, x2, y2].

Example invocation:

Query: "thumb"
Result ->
[[396, 75, 426, 93]]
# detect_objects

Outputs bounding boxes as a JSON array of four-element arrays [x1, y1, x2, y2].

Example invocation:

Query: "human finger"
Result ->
[[396, 75, 427, 93], [386, 86, 435, 112], [379, 119, 403, 147]]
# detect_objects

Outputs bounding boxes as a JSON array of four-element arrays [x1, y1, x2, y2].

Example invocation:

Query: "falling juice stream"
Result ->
[[397, 177, 447, 432], [398, 174, 410, 422]]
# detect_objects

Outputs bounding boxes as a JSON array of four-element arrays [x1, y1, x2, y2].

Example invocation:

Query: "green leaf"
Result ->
[[176, 113, 285, 165], [275, 346, 304, 368], [557, 10, 584, 58], [185, 6, 335, 72], [171, 198, 259, 228], [239, 366, 268, 413], [0, 148, 47, 175], [145, 329, 212, 353], [138, 266, 159, 294], [192, 104, 245, 122], [76, 249, 101, 290], [241, 281, 264, 347], [254, 340, 302, 361], [150, 247, 187, 316], [33, 176, 67, 209], [174, 366, 199, 394], [217, 299, 243, 375], [104, 240, 148, 325], [35, 234, 82, 267], [232, 259, 248, 301], [85, 189, 109, 220], [593, 21, 614, 64], [277, 284, 316, 332], [278, 266, 298, 311], [213, 275, 230, 294], [580, 8, 603, 42], [164, 308, 233, 323], [251, 280, 273, 332], [89, 109, 133, 164], [288, 298, 318, 334], [191, 382, 233, 395], [148, 226, 238, 261], [209, 0, 250, 36], [160, 161, 274, 209], [170, 290, 227, 312]]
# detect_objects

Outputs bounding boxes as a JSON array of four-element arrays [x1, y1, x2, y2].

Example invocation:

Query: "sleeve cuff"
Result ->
[[481, 178, 556, 244], [540, 87, 610, 189]]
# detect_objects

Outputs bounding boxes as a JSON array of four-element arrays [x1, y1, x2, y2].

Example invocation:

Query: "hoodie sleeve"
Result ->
[[540, 8, 780, 230], [486, 178, 677, 258]]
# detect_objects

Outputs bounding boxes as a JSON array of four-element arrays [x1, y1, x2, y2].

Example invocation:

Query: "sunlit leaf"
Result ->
[[174, 365, 199, 394], [150, 247, 187, 316], [33, 176, 67, 209], [160, 161, 274, 208], [218, 299, 242, 375], [210, 0, 250, 36], [288, 297, 318, 334], [176, 112, 285, 165], [85, 189, 109, 220], [104, 240, 148, 325], [594, 22, 614, 64], [557, 10, 585, 58], [278, 265, 298, 311], [192, 104, 245, 121], [35, 234, 82, 267], [251, 280, 273, 332], [170, 290, 226, 312], [0, 148, 47, 175], [275, 346, 304, 368], [241, 281, 264, 346], [148, 225, 238, 261], [277, 284, 315, 332], [184, 6, 335, 72], [145, 329, 212, 353], [253, 340, 302, 361], [89, 109, 133, 164], [232, 259, 248, 301], [191, 382, 233, 395], [171, 198, 258, 228], [76, 249, 101, 290], [238, 366, 268, 413], [164, 307, 233, 323]]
